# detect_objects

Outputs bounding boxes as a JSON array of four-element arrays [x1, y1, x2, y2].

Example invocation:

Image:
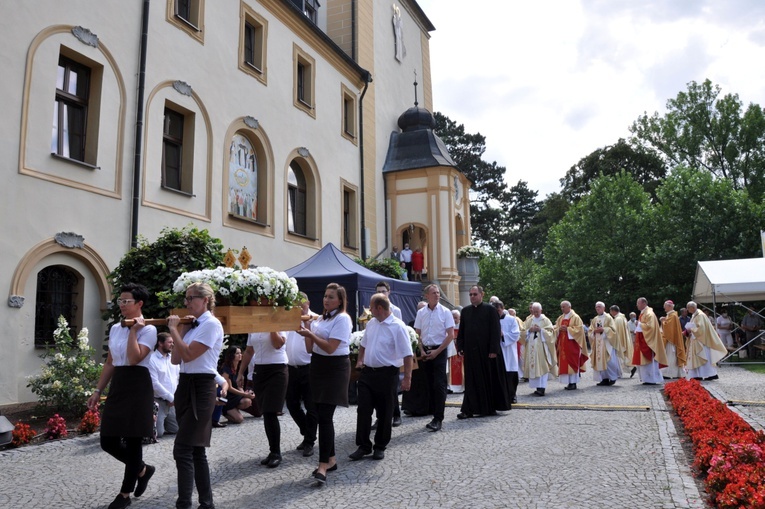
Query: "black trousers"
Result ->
[[286, 364, 317, 445], [356, 366, 399, 452], [505, 371, 519, 403], [421, 347, 448, 421], [100, 435, 144, 494], [315, 402, 337, 464], [263, 412, 281, 454], [173, 443, 213, 509]]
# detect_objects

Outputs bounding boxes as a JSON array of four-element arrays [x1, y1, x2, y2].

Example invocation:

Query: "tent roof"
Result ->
[[286, 242, 386, 281], [693, 258, 765, 303]]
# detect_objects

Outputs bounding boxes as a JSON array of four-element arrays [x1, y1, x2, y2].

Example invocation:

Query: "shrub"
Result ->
[[355, 257, 403, 279], [78, 409, 100, 434], [11, 421, 37, 447], [44, 414, 68, 440], [26, 316, 102, 415]]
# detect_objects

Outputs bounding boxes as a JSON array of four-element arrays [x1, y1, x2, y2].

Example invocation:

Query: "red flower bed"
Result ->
[[665, 378, 765, 509]]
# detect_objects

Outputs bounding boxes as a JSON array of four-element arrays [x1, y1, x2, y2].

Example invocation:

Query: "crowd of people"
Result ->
[[88, 279, 759, 508]]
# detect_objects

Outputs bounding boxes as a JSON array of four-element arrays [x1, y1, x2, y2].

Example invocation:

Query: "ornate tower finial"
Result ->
[[413, 69, 419, 107]]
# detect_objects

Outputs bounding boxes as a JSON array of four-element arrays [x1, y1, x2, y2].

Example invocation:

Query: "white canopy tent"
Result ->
[[693, 258, 765, 304], [693, 257, 765, 364]]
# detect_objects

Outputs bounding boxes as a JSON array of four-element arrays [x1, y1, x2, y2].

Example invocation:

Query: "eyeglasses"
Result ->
[[116, 299, 135, 305], [184, 295, 205, 303]]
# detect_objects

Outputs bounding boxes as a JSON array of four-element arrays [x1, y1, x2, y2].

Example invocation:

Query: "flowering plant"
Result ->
[[78, 409, 101, 434], [161, 266, 302, 309], [665, 378, 765, 508], [406, 326, 420, 355], [27, 316, 103, 415], [11, 421, 37, 447], [349, 331, 364, 357], [44, 414, 68, 440], [456, 245, 487, 259]]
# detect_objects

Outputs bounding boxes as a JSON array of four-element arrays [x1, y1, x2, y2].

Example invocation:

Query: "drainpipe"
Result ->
[[130, 0, 150, 248], [358, 70, 372, 259], [372, 176, 390, 260]]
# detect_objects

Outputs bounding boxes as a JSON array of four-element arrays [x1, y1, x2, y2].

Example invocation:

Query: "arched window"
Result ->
[[34, 266, 80, 347], [287, 162, 307, 235]]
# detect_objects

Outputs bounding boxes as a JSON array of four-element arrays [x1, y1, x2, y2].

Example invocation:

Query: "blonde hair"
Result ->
[[187, 282, 216, 311]]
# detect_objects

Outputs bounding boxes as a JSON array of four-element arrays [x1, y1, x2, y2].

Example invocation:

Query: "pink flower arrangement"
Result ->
[[665, 378, 765, 508], [44, 414, 68, 440]]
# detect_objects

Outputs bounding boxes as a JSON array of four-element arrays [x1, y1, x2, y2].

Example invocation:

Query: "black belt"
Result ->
[[422, 345, 442, 352], [362, 365, 399, 372]]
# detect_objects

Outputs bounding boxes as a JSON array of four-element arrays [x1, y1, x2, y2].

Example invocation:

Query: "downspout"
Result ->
[[358, 70, 372, 259], [130, 0, 150, 248], [371, 175, 390, 260]]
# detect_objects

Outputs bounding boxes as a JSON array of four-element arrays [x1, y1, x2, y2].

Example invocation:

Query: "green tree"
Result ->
[[630, 79, 765, 201], [506, 180, 541, 254], [434, 112, 512, 251], [518, 192, 570, 261], [104, 225, 225, 332], [540, 172, 653, 316], [640, 166, 765, 299], [478, 253, 542, 312], [560, 138, 666, 202]]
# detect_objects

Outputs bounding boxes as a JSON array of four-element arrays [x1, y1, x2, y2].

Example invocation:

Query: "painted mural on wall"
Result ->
[[229, 133, 258, 221]]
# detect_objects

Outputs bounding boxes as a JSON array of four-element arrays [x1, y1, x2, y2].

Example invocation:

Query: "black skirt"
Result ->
[[252, 364, 288, 414], [310, 354, 350, 407], [175, 373, 216, 447], [101, 366, 154, 437]]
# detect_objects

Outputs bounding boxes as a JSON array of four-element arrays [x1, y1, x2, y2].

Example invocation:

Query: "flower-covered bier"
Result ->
[[169, 266, 302, 308]]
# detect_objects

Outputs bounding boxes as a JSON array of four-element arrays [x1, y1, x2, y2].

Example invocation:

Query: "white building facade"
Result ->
[[0, 0, 474, 406]]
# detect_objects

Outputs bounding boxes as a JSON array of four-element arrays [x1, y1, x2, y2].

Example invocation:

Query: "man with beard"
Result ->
[[456, 286, 510, 418], [149, 332, 180, 438], [554, 301, 588, 391]]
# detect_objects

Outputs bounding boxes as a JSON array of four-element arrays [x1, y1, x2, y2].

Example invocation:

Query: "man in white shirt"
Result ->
[[149, 332, 180, 437], [414, 284, 455, 432], [400, 243, 413, 280], [374, 281, 403, 427], [349, 293, 413, 461]]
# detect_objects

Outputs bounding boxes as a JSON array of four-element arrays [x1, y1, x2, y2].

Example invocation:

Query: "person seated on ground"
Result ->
[[218, 346, 254, 424]]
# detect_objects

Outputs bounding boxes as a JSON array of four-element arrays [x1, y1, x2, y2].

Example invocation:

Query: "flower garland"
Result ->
[[163, 266, 302, 309], [665, 378, 765, 508]]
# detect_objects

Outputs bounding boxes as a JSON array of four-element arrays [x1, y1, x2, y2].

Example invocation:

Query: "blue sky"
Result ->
[[417, 0, 765, 197]]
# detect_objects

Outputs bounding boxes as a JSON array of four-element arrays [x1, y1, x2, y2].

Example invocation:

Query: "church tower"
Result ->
[[382, 103, 472, 304]]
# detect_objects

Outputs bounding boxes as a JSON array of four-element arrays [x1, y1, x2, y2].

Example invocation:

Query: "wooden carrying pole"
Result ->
[[120, 317, 194, 327]]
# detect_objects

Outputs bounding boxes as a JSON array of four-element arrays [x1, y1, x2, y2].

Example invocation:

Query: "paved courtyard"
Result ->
[[2, 365, 763, 509]]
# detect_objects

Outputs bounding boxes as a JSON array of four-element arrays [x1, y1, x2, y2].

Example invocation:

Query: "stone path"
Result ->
[[2, 366, 763, 509]]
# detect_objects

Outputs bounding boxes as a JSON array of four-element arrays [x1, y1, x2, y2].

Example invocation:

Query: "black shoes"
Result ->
[[212, 421, 227, 428], [392, 416, 402, 427], [630, 367, 637, 378], [134, 464, 154, 497], [260, 452, 282, 467], [312, 464, 337, 475], [564, 383, 577, 390], [704, 375, 719, 381], [512, 398, 518, 404], [456, 413, 472, 420], [312, 472, 327, 485], [372, 449, 385, 460], [302, 444, 315, 457], [349, 447, 372, 461], [425, 419, 442, 431], [108, 495, 131, 509], [296, 441, 307, 450], [532, 388, 545, 396], [596, 379, 610, 386]]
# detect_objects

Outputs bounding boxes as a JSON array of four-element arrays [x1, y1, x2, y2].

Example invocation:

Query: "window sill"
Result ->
[[51, 153, 100, 170], [287, 230, 317, 241], [228, 213, 269, 228], [161, 185, 195, 197]]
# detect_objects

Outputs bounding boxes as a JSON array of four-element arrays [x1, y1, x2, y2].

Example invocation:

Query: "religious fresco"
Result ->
[[228, 133, 258, 221]]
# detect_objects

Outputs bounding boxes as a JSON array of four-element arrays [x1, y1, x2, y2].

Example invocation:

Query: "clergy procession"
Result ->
[[450, 289, 728, 410]]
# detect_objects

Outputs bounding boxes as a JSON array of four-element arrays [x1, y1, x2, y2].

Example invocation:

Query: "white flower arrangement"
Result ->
[[167, 266, 302, 308], [456, 245, 488, 259], [348, 326, 419, 357]]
